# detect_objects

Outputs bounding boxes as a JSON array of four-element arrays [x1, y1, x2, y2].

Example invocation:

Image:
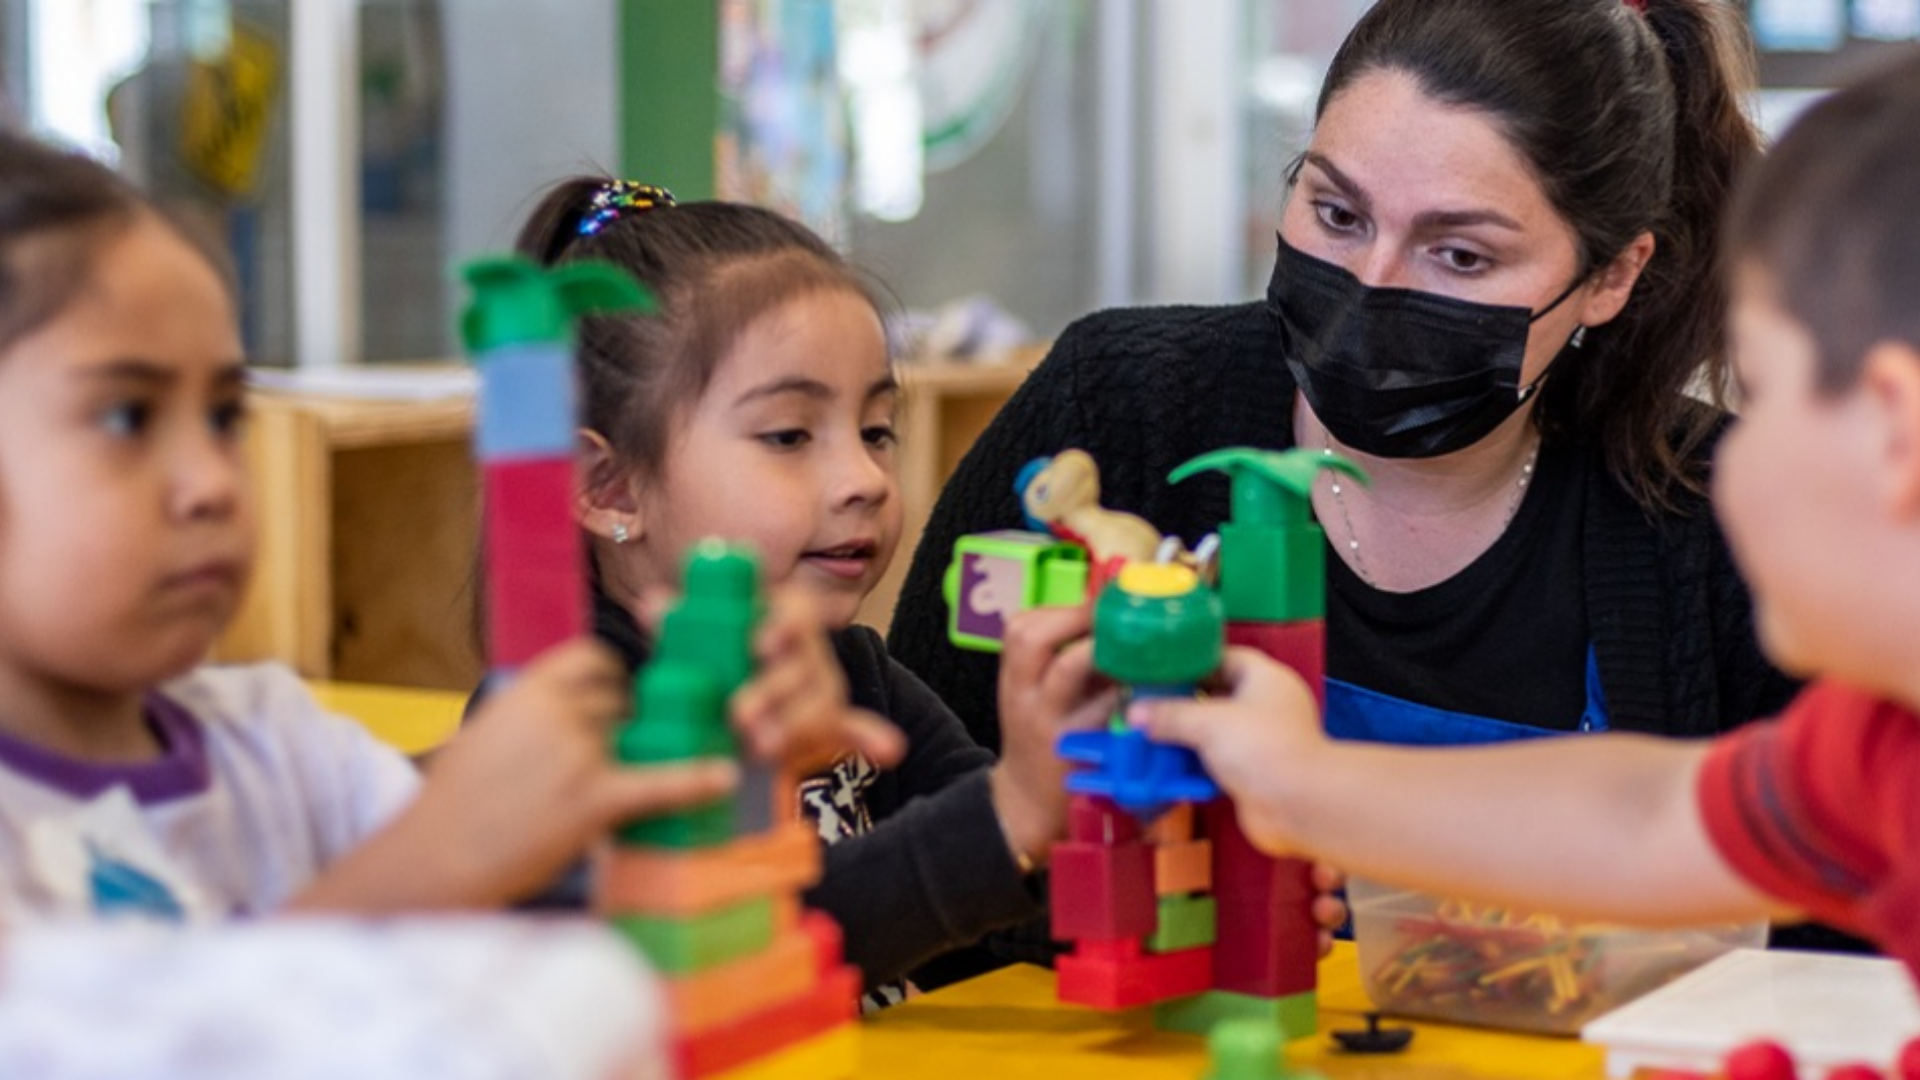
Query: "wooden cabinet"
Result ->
[[216, 388, 484, 690], [217, 350, 1042, 690]]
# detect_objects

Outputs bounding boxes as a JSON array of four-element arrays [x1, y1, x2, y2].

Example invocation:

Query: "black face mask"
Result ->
[[1267, 234, 1582, 459]]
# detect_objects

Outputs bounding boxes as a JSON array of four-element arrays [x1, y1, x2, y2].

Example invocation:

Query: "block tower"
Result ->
[[462, 254, 651, 678], [946, 445, 1360, 1041], [463, 258, 858, 1077], [596, 542, 861, 1080], [1150, 448, 1365, 1037]]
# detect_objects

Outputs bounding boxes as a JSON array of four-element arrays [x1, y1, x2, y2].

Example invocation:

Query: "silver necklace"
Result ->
[[1322, 436, 1540, 588]]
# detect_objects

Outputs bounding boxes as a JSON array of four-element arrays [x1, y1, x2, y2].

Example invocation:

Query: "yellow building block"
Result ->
[[708, 1024, 858, 1080]]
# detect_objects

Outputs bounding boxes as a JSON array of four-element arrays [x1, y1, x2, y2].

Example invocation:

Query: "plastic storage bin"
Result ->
[[1349, 877, 1766, 1036]]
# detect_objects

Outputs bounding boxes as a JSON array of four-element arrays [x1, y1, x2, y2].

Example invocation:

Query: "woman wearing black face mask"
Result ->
[[891, 0, 1850, 967]]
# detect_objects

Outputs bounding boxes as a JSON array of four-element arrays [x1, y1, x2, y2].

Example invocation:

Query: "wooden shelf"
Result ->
[[217, 350, 1044, 690]]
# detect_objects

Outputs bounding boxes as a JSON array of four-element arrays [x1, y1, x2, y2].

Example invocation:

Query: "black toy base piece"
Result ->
[[1331, 1012, 1415, 1053]]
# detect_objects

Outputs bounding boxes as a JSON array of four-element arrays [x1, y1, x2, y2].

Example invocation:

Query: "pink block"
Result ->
[[484, 458, 583, 666]]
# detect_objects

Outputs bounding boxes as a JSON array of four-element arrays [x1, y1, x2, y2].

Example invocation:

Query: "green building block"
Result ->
[[610, 542, 763, 848], [653, 540, 762, 695], [943, 530, 1090, 652], [1155, 989, 1317, 1042], [612, 662, 738, 847], [1092, 563, 1224, 688], [616, 798, 736, 848], [1200, 1019, 1286, 1080], [611, 894, 776, 974], [1216, 526, 1324, 622], [1149, 894, 1218, 954], [1169, 448, 1365, 623]]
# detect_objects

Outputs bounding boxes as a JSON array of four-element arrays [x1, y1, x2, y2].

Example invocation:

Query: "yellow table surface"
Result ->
[[307, 680, 466, 756], [298, 682, 1610, 1077], [862, 943, 1606, 1079]]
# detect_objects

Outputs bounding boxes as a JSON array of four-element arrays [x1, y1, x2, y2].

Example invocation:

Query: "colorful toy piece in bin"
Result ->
[[1348, 877, 1765, 1037], [944, 530, 1091, 652], [598, 540, 861, 1080], [462, 253, 654, 679]]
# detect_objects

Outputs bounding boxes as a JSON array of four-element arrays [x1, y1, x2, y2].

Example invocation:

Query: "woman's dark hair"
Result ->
[[0, 134, 147, 354], [1728, 52, 1920, 392], [514, 179, 891, 480], [1316, 0, 1759, 512]]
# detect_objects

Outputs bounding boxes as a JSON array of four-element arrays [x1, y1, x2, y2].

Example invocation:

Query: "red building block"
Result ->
[[1206, 798, 1318, 996], [672, 964, 861, 1080], [1050, 840, 1157, 941], [1057, 937, 1214, 1009], [1227, 620, 1326, 709], [1069, 794, 1143, 844]]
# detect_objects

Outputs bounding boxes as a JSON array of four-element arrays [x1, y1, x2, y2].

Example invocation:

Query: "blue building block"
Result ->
[[476, 343, 579, 460], [1060, 727, 1218, 822]]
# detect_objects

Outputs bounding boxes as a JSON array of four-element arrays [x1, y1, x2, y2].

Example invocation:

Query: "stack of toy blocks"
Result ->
[[1052, 560, 1228, 1010], [1045, 449, 1362, 1038], [463, 255, 651, 675], [1152, 449, 1356, 1038], [596, 543, 860, 1080]]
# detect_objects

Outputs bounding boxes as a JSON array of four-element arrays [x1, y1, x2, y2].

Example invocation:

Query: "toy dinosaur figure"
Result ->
[[1018, 449, 1168, 577]]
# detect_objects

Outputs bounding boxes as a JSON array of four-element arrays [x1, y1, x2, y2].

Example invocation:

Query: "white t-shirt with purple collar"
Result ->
[[0, 663, 420, 921]]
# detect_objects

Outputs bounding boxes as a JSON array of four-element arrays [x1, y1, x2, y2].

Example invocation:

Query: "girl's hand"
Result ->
[[730, 587, 904, 773], [990, 605, 1114, 868], [297, 639, 738, 911], [1131, 646, 1325, 857], [1312, 861, 1349, 958]]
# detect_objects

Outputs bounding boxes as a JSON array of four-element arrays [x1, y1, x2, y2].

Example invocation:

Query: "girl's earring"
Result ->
[[612, 522, 631, 544], [1569, 325, 1588, 349]]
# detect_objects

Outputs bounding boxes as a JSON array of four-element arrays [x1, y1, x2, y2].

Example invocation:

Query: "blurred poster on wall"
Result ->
[[1751, 0, 1847, 51], [717, 0, 850, 243]]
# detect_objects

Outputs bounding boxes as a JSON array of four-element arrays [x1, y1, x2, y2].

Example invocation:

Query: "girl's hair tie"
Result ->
[[577, 180, 676, 237]]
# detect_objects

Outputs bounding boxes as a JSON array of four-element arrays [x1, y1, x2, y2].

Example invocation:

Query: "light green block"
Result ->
[[1149, 894, 1217, 953], [1154, 989, 1317, 1041], [611, 894, 775, 974]]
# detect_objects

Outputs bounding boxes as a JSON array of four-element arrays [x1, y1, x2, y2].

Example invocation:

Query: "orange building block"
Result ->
[[1144, 802, 1194, 845], [594, 821, 819, 917], [1155, 838, 1212, 896], [668, 925, 821, 1034]]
